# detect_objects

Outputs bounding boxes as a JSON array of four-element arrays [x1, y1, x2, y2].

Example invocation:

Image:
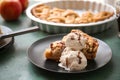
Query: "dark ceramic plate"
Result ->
[[28, 34, 112, 73], [0, 26, 14, 52]]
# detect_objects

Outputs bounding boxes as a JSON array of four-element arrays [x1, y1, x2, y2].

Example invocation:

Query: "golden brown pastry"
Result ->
[[32, 4, 114, 24], [44, 29, 99, 61], [93, 11, 114, 22], [44, 40, 65, 61]]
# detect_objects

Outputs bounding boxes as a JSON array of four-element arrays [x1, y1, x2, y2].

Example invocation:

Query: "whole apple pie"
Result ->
[[31, 4, 114, 24]]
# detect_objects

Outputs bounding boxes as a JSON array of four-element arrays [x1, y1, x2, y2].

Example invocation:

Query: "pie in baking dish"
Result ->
[[31, 4, 114, 24]]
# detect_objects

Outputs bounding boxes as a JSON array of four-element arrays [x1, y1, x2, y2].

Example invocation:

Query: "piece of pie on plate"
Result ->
[[44, 40, 65, 61], [44, 29, 99, 61]]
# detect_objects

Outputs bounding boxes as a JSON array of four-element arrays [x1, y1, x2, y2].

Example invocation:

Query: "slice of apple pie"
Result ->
[[44, 40, 65, 61], [44, 29, 99, 61]]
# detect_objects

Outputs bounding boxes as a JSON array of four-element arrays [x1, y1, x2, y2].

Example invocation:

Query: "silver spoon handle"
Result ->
[[0, 26, 39, 40]]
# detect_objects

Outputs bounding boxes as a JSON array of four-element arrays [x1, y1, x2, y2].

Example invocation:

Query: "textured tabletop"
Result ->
[[0, 1, 120, 80]]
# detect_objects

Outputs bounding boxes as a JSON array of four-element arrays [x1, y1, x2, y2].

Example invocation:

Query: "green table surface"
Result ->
[[0, 1, 120, 80]]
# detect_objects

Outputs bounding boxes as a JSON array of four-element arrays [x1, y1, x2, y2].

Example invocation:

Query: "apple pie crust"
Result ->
[[31, 4, 114, 24]]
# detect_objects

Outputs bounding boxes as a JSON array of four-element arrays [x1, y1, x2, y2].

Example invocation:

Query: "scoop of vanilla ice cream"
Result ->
[[62, 32, 87, 50], [59, 47, 87, 71]]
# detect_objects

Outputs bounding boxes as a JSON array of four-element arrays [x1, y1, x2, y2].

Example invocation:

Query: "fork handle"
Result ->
[[0, 26, 39, 40]]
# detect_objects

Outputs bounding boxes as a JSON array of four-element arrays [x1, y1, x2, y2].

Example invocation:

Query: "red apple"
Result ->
[[0, 0, 2, 14], [0, 5, 1, 13], [19, 0, 29, 12], [0, 0, 22, 21]]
